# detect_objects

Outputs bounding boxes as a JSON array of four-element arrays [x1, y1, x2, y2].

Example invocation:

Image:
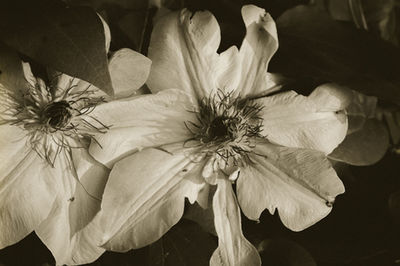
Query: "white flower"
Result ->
[[0, 17, 151, 265], [88, 5, 348, 265]]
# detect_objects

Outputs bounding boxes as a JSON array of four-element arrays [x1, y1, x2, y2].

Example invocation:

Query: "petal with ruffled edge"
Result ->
[[147, 9, 220, 99], [0, 124, 61, 248], [237, 141, 344, 231], [236, 5, 278, 97], [97, 144, 206, 251], [210, 178, 261, 266], [108, 48, 151, 99], [88, 89, 196, 167], [35, 146, 109, 265], [258, 84, 348, 154]]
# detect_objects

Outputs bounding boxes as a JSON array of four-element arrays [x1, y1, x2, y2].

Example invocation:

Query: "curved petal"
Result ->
[[210, 178, 261, 266], [0, 124, 60, 248], [98, 13, 111, 53], [97, 144, 206, 251], [108, 48, 151, 99], [258, 86, 348, 154], [147, 8, 220, 99], [237, 141, 344, 231], [237, 5, 278, 97], [36, 148, 108, 265], [88, 89, 197, 167], [329, 119, 389, 166], [214, 46, 242, 95]]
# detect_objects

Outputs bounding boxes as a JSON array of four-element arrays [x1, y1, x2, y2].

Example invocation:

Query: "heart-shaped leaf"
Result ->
[[0, 0, 113, 95]]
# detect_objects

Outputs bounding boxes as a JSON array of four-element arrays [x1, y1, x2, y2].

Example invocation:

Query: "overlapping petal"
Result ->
[[210, 178, 261, 266], [258, 84, 348, 154], [147, 9, 220, 99], [237, 141, 345, 231], [108, 48, 151, 99], [35, 147, 109, 265], [0, 124, 61, 248], [88, 89, 197, 167], [96, 144, 207, 251]]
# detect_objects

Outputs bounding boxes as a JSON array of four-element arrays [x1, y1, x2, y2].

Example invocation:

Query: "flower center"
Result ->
[[186, 91, 264, 167], [209, 116, 229, 139], [1, 78, 108, 166], [42, 101, 72, 129]]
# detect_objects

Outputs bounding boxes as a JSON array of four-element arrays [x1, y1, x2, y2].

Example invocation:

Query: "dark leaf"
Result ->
[[271, 5, 400, 104], [148, 220, 216, 266], [0, 0, 113, 95], [258, 238, 317, 266], [329, 119, 389, 166]]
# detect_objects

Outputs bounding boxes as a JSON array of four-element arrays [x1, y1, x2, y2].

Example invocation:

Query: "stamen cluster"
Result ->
[[0, 77, 108, 166], [186, 90, 264, 167]]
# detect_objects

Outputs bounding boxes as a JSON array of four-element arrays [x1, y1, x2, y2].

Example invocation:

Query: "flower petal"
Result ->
[[237, 5, 278, 97], [147, 9, 220, 99], [0, 124, 60, 248], [98, 13, 111, 53], [35, 148, 108, 265], [88, 89, 196, 167], [237, 141, 345, 231], [214, 46, 242, 95], [210, 178, 261, 266], [258, 86, 348, 154], [108, 48, 151, 99], [329, 119, 389, 166], [97, 144, 206, 251]]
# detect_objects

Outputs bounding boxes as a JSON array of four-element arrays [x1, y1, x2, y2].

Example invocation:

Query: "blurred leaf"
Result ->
[[0, 0, 113, 95], [148, 220, 216, 266], [258, 238, 316, 266], [183, 203, 216, 236], [389, 189, 400, 223], [314, 0, 399, 45], [329, 119, 389, 166], [0, 42, 28, 92], [271, 5, 400, 104]]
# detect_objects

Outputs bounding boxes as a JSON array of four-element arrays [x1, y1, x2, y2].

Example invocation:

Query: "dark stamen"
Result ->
[[43, 101, 71, 129]]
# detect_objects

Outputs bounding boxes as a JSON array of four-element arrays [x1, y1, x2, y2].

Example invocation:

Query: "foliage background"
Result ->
[[0, 0, 399, 265]]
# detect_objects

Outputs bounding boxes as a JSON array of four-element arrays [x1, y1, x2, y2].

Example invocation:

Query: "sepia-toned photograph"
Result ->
[[0, 0, 399, 265]]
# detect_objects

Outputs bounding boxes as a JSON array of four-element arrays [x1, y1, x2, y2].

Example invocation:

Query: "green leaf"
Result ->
[[0, 0, 113, 95], [271, 5, 400, 104]]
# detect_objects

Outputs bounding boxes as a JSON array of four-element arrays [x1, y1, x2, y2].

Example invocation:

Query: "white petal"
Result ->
[[210, 178, 261, 266], [108, 48, 151, 99], [237, 5, 278, 97], [98, 13, 111, 53], [0, 125, 60, 248], [147, 9, 220, 99], [88, 89, 197, 167], [258, 88, 348, 154], [237, 141, 345, 231], [97, 144, 206, 251], [214, 46, 242, 95], [36, 148, 108, 265]]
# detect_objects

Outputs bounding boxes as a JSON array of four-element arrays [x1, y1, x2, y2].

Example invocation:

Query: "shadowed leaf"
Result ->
[[0, 0, 113, 95]]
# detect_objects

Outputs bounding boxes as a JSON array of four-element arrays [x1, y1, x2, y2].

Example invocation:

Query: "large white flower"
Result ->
[[88, 5, 348, 265], [0, 17, 151, 265]]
